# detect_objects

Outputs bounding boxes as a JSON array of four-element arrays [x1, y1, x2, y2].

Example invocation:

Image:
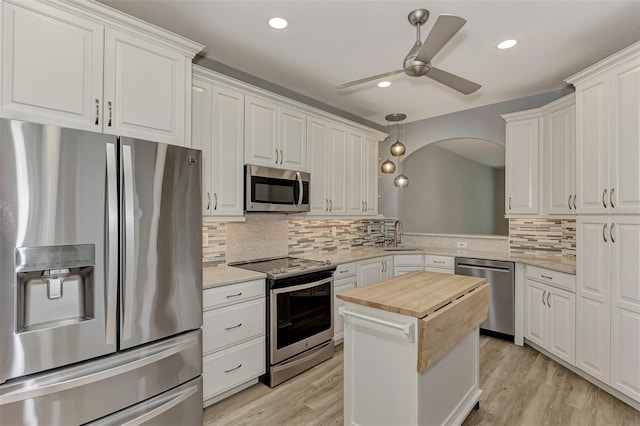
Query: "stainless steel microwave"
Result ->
[[245, 165, 310, 212]]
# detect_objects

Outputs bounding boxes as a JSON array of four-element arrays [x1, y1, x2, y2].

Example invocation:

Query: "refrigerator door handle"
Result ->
[[105, 143, 118, 345], [122, 144, 135, 341], [116, 382, 199, 426]]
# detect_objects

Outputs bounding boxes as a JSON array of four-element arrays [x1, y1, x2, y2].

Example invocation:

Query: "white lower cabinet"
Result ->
[[393, 254, 423, 277], [202, 279, 265, 406], [356, 256, 393, 287], [333, 262, 357, 344], [423, 254, 454, 274], [524, 267, 576, 365]]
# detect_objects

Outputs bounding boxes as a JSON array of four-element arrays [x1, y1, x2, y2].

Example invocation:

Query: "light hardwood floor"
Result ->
[[203, 336, 640, 425]]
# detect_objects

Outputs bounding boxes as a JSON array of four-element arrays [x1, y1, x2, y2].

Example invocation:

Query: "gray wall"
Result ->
[[380, 88, 573, 219], [493, 168, 508, 235], [399, 145, 506, 235]]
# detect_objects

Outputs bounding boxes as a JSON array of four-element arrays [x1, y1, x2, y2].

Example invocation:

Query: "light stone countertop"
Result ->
[[296, 246, 576, 275], [202, 265, 266, 290]]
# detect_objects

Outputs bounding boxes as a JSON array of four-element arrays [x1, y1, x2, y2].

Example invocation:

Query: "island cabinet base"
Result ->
[[341, 303, 482, 426]]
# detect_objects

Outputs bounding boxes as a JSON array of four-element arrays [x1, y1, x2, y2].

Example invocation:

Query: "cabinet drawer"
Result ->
[[526, 265, 575, 292], [203, 337, 265, 400], [424, 255, 454, 268], [335, 262, 356, 277], [203, 299, 265, 354], [203, 279, 265, 310], [394, 255, 424, 267]]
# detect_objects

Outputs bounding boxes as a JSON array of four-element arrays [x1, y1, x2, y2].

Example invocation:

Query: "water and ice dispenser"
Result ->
[[15, 245, 95, 333]]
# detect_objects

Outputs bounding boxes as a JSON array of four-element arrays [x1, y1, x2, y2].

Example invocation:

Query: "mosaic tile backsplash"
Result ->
[[202, 222, 226, 265], [288, 219, 384, 255], [509, 218, 576, 257]]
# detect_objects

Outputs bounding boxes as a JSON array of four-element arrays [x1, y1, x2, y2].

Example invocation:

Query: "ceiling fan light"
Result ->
[[268, 17, 288, 30], [394, 173, 410, 188], [390, 141, 406, 156], [381, 159, 396, 173], [497, 39, 517, 49]]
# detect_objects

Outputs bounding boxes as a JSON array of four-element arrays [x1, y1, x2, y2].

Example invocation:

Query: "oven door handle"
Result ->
[[272, 277, 333, 295]]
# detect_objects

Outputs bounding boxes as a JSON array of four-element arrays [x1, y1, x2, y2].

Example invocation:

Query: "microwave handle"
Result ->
[[296, 171, 303, 209]]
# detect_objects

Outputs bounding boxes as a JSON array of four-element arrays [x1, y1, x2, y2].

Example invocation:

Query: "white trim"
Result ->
[[193, 65, 388, 141], [566, 40, 640, 85], [51, 0, 204, 56]]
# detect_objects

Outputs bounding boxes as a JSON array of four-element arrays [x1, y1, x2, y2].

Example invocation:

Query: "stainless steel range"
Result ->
[[232, 257, 336, 387]]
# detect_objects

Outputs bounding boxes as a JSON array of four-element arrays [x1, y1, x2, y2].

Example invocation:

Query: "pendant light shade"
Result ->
[[394, 173, 409, 188], [390, 141, 406, 156], [381, 159, 396, 173]]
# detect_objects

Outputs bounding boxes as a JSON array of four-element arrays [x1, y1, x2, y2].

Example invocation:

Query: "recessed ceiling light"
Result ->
[[497, 39, 517, 50], [268, 17, 288, 30], [377, 81, 391, 88]]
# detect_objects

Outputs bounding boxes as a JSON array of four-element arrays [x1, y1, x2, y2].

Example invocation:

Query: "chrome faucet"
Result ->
[[393, 220, 403, 247]]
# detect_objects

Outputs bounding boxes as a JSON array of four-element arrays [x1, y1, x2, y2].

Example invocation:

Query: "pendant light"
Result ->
[[380, 117, 396, 173], [385, 113, 409, 188]]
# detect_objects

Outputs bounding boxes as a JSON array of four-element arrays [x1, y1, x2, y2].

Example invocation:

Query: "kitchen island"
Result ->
[[337, 271, 489, 426]]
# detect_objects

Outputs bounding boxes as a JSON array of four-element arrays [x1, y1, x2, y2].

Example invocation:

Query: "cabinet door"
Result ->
[[211, 85, 244, 216], [610, 216, 640, 401], [190, 77, 213, 215], [548, 287, 576, 365], [506, 118, 539, 214], [525, 279, 547, 347], [307, 117, 329, 214], [1, 1, 104, 131], [575, 75, 610, 214], [357, 258, 382, 287], [328, 123, 348, 215], [347, 130, 365, 215], [609, 56, 640, 214], [394, 266, 422, 277], [104, 28, 186, 145], [244, 95, 278, 167], [543, 105, 575, 215], [334, 278, 357, 343], [280, 106, 306, 171], [576, 216, 611, 382], [363, 134, 379, 215]]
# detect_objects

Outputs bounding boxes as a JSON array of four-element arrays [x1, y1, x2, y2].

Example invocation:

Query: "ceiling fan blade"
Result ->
[[415, 15, 466, 64], [335, 69, 404, 89], [425, 67, 481, 95]]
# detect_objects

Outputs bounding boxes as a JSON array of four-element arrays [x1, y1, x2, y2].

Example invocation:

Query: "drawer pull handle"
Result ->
[[224, 364, 242, 373], [433, 261, 445, 264], [540, 274, 553, 280], [224, 323, 242, 331], [226, 292, 243, 298], [339, 270, 350, 274]]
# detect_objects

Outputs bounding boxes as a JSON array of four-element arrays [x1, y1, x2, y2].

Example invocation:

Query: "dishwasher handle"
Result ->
[[456, 263, 512, 273]]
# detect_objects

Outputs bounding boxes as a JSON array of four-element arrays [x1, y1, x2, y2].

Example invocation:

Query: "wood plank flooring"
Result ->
[[203, 336, 640, 425]]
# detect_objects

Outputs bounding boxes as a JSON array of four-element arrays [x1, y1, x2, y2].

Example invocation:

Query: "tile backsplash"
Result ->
[[509, 218, 576, 257], [203, 216, 385, 265]]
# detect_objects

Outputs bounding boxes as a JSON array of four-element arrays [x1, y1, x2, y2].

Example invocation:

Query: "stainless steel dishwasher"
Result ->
[[455, 257, 515, 340]]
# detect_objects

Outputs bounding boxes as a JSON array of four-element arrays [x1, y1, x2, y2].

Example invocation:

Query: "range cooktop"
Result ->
[[232, 256, 334, 279]]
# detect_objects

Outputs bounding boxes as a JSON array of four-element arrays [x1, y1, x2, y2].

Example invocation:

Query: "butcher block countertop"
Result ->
[[337, 270, 486, 319]]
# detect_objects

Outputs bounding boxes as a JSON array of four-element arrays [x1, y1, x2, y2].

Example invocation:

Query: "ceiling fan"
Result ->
[[335, 9, 481, 95]]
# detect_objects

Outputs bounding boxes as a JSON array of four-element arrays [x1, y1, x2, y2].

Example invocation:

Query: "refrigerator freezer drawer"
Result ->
[[0, 330, 202, 425], [88, 376, 203, 426]]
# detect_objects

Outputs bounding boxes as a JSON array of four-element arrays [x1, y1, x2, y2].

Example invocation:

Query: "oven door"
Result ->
[[245, 165, 309, 212], [270, 276, 333, 364]]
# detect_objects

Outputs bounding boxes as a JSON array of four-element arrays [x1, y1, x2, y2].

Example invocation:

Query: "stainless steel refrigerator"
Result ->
[[0, 119, 203, 424]]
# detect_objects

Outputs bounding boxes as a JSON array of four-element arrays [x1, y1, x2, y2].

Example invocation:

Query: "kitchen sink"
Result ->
[[383, 247, 418, 251]]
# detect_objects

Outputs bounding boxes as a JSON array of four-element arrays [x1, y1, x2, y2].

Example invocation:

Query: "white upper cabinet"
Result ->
[[568, 42, 640, 215], [542, 100, 576, 215], [103, 28, 187, 145], [192, 69, 244, 218], [347, 129, 366, 215], [363, 133, 379, 216], [244, 95, 307, 171], [1, 0, 104, 130], [0, 0, 203, 145], [504, 114, 540, 215], [307, 116, 348, 216]]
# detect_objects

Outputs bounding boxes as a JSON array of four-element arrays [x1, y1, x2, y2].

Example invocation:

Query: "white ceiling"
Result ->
[[100, 1, 640, 126]]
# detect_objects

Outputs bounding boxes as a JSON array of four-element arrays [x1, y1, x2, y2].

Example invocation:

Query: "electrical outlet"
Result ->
[[457, 241, 467, 249], [331, 226, 337, 237]]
